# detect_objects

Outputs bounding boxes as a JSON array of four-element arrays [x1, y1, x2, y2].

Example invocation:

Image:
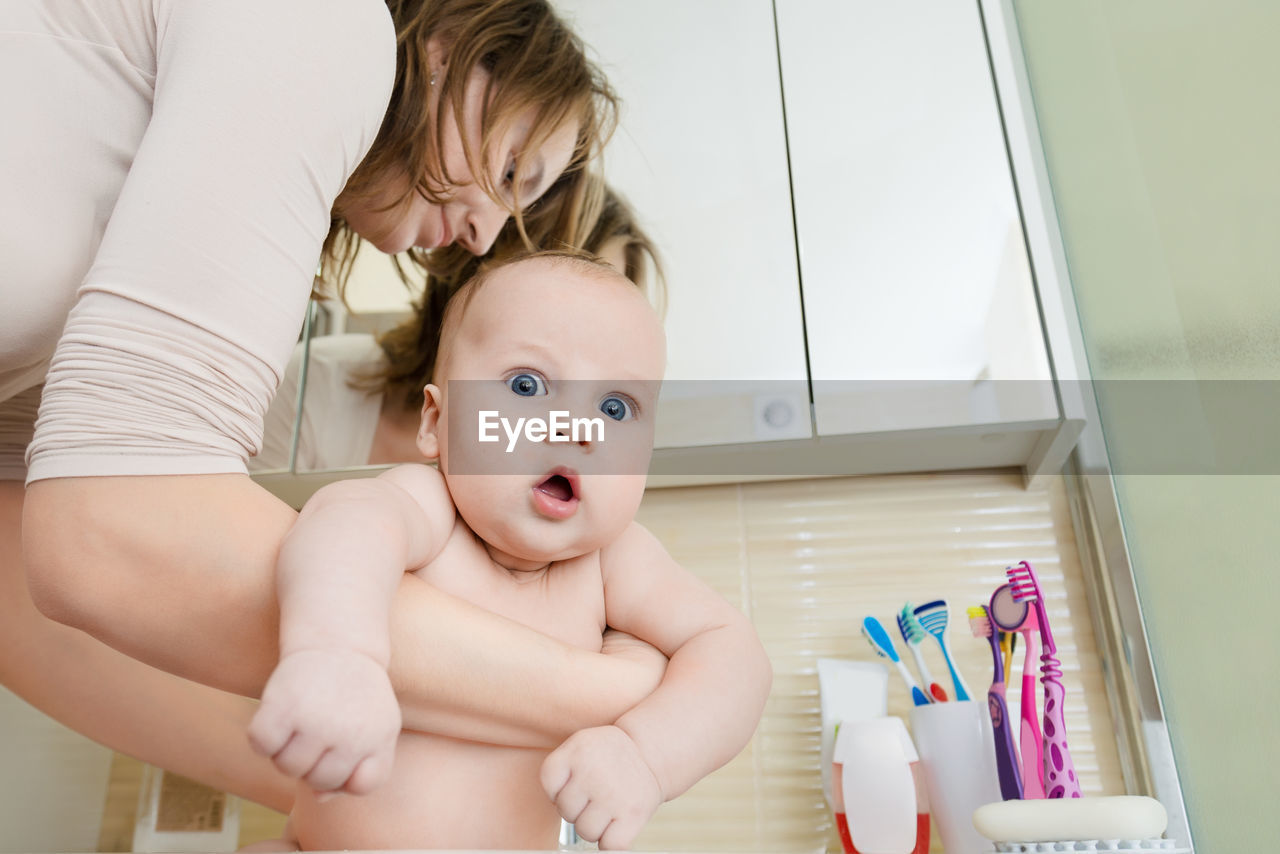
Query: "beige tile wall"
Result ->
[[99, 470, 1124, 852], [629, 470, 1124, 853]]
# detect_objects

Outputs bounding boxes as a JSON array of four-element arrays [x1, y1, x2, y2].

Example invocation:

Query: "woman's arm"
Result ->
[[23, 474, 662, 749], [1, 482, 294, 813]]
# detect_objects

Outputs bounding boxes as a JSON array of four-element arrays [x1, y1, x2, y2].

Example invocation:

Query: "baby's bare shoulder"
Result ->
[[378, 464, 453, 515], [371, 464, 457, 566], [378, 461, 445, 490], [599, 521, 669, 570]]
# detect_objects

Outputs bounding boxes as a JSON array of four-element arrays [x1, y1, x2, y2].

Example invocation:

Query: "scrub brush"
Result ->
[[896, 603, 948, 702], [912, 600, 971, 701]]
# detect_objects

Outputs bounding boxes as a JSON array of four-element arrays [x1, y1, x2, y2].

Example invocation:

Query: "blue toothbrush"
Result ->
[[913, 600, 971, 701], [861, 616, 930, 706]]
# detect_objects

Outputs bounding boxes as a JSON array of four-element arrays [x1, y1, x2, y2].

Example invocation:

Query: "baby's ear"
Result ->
[[417, 384, 444, 460]]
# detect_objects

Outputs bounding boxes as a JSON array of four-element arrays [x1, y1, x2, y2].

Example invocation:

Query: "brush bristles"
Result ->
[[897, 605, 926, 644], [1006, 563, 1042, 602], [968, 613, 993, 637], [1009, 582, 1037, 602], [917, 610, 948, 632]]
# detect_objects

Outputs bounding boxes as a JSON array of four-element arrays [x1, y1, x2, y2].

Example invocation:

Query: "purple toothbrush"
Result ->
[[968, 605, 1023, 800], [1006, 560, 1081, 798]]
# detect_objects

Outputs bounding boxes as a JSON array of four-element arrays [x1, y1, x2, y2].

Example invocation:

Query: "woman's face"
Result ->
[[344, 63, 579, 256]]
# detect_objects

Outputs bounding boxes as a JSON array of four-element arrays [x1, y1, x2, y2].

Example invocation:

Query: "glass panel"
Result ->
[[1013, 2, 1280, 850]]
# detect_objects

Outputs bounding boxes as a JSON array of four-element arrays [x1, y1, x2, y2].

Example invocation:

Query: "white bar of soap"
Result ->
[[972, 796, 1168, 842]]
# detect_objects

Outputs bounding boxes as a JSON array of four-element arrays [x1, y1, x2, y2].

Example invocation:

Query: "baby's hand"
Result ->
[[541, 725, 663, 850], [248, 649, 400, 796]]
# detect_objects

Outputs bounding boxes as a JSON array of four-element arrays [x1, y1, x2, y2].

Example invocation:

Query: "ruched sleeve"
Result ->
[[26, 0, 394, 481]]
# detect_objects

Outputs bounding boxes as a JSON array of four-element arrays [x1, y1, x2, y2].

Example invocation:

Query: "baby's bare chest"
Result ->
[[411, 534, 606, 652]]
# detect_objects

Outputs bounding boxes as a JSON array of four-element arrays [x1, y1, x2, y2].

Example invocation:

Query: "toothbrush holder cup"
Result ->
[[908, 700, 1002, 854]]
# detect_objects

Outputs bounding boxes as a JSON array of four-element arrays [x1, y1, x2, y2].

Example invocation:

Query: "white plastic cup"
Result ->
[[908, 700, 1002, 854]]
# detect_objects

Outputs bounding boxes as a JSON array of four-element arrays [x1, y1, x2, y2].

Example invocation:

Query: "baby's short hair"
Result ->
[[433, 249, 627, 383]]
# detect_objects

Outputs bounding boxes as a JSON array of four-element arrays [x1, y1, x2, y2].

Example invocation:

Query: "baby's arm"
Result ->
[[248, 464, 455, 796], [541, 523, 772, 848]]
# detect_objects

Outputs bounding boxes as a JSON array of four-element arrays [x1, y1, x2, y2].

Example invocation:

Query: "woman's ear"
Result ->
[[417, 384, 444, 460], [426, 35, 448, 77]]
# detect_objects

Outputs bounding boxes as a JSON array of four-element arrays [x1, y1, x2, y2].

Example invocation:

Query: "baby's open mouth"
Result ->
[[536, 474, 574, 501], [531, 468, 580, 520]]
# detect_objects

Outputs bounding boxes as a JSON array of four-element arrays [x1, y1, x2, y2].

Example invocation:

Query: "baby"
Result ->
[[247, 251, 772, 850]]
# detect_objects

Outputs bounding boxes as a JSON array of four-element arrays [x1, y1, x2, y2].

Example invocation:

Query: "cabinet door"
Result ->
[[555, 0, 812, 448], [776, 0, 1057, 437]]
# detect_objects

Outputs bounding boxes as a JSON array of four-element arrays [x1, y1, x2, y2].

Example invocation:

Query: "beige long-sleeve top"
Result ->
[[0, 0, 395, 481]]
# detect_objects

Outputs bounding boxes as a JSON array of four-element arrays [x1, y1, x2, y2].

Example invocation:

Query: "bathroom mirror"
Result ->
[[776, 0, 1056, 436], [258, 0, 1059, 479]]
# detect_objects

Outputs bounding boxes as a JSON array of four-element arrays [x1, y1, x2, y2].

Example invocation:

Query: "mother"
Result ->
[[1, 0, 661, 815]]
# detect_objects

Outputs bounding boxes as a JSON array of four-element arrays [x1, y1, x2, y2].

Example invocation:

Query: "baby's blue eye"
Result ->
[[508, 373, 546, 396], [599, 396, 634, 422]]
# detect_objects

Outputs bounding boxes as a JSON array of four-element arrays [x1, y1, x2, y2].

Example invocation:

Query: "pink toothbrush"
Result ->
[[989, 583, 1044, 798], [1006, 560, 1081, 798]]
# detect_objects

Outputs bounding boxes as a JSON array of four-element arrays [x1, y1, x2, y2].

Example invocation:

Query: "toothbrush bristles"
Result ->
[[897, 605, 926, 644], [916, 611, 947, 632], [1005, 564, 1041, 602], [1008, 581, 1037, 602]]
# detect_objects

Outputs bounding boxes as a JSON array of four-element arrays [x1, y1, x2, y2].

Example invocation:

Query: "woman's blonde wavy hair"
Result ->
[[319, 0, 619, 293]]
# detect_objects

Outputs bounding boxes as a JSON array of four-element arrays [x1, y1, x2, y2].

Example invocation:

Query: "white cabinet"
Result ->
[[551, 0, 1067, 472], [642, 0, 1074, 481], [554, 0, 812, 449], [776, 0, 1058, 434]]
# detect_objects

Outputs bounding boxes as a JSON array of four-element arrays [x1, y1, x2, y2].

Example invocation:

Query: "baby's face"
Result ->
[[419, 256, 666, 570]]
